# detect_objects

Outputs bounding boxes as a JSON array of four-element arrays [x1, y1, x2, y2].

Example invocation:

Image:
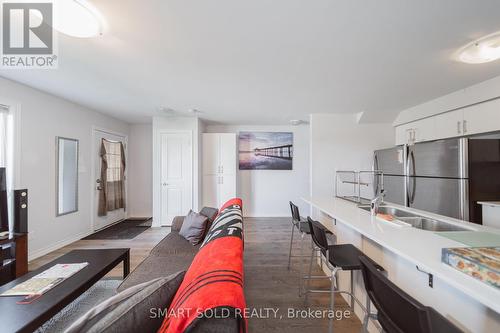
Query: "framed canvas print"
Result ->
[[239, 132, 293, 170]]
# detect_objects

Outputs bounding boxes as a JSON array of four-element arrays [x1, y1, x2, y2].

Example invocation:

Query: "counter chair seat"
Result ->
[[304, 217, 370, 333], [359, 255, 463, 333]]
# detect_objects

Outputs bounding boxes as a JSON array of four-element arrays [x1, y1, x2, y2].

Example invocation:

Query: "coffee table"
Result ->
[[0, 248, 130, 333]]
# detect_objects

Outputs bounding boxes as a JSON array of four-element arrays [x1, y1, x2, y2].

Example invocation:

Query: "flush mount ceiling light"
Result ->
[[290, 119, 307, 126], [456, 31, 500, 64], [53, 0, 106, 38]]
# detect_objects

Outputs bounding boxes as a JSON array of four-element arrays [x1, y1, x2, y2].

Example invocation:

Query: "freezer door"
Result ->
[[374, 146, 406, 175], [381, 175, 406, 206], [407, 139, 467, 178], [408, 177, 469, 220]]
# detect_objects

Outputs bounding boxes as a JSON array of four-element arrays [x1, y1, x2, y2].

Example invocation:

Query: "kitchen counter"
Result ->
[[302, 196, 500, 315], [478, 201, 500, 207]]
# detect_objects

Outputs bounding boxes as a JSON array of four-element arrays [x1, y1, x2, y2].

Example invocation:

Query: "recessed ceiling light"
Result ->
[[290, 119, 305, 126], [456, 31, 500, 64], [53, 0, 106, 38]]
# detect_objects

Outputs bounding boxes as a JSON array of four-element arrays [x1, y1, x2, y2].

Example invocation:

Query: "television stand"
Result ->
[[0, 233, 28, 286]]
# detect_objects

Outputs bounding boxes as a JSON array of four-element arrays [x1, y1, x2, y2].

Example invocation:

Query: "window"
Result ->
[[0, 103, 15, 230]]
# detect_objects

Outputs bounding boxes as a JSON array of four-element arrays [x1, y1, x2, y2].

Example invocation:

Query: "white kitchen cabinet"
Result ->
[[412, 117, 436, 143], [202, 133, 237, 208], [462, 98, 500, 136], [395, 122, 415, 145], [433, 109, 464, 139], [395, 117, 436, 145]]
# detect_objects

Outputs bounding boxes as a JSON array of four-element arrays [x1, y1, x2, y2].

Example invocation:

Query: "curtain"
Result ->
[[0, 105, 14, 230], [98, 139, 126, 216]]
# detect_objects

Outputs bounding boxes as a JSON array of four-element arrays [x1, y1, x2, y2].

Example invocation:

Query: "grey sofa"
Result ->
[[117, 207, 218, 292]]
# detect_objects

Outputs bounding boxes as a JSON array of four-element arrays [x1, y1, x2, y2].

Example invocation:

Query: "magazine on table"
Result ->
[[0, 262, 89, 297]]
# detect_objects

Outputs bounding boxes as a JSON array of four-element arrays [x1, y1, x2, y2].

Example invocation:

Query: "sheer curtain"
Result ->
[[98, 139, 126, 216], [0, 104, 14, 231]]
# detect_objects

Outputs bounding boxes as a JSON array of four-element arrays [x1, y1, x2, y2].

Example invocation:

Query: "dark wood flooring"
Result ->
[[244, 217, 362, 332]]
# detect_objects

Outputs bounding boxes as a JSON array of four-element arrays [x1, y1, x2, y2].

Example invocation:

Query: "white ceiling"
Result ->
[[2, 0, 500, 125]]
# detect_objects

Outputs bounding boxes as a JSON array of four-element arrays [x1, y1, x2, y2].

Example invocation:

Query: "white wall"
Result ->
[[127, 124, 153, 217], [205, 125, 310, 217], [394, 74, 500, 125], [310, 114, 394, 198], [152, 116, 202, 226], [0, 77, 130, 260]]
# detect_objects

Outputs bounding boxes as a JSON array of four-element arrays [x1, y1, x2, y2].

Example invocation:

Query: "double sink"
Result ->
[[358, 205, 472, 232]]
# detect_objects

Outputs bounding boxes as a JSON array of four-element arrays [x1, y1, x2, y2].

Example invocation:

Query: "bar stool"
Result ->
[[304, 217, 368, 333], [359, 255, 463, 333]]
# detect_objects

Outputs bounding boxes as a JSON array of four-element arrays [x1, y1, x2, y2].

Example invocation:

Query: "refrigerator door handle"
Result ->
[[406, 150, 416, 204], [373, 154, 380, 196]]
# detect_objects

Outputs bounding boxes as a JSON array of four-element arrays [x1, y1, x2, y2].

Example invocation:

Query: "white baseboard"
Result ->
[[28, 229, 94, 262]]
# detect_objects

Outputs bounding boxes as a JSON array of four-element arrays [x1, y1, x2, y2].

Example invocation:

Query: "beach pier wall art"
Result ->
[[239, 132, 293, 170]]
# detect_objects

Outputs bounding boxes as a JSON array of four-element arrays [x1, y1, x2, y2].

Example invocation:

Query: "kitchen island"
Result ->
[[303, 196, 500, 333]]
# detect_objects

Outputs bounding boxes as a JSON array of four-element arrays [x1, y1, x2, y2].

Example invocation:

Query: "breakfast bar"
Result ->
[[303, 196, 500, 333]]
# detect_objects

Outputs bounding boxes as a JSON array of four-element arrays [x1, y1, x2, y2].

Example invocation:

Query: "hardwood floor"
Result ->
[[29, 226, 171, 277], [30, 217, 362, 332], [244, 217, 362, 332]]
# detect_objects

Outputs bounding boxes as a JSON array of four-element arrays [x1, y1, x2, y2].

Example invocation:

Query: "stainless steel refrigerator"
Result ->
[[374, 138, 500, 223], [373, 146, 407, 206]]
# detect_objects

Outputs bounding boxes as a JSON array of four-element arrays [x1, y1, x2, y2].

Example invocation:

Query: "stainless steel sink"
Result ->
[[397, 217, 470, 232], [358, 205, 471, 232]]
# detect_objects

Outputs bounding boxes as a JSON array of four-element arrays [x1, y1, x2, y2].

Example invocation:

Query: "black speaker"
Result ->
[[13, 189, 28, 234]]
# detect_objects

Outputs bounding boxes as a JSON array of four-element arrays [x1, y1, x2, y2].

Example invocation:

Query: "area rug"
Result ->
[[82, 218, 152, 240], [35, 279, 121, 333]]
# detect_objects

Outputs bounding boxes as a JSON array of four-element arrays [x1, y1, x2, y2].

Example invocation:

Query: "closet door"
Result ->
[[202, 134, 220, 175], [219, 175, 237, 206], [202, 175, 219, 208], [219, 134, 237, 175]]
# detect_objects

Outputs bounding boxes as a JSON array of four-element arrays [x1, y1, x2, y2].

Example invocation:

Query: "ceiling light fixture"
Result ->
[[290, 119, 305, 126], [456, 31, 500, 64], [53, 0, 106, 38]]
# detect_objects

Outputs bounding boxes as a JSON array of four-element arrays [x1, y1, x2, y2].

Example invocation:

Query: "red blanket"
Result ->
[[158, 198, 246, 333]]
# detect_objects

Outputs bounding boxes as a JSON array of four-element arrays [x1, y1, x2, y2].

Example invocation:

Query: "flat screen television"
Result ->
[[0, 167, 8, 232]]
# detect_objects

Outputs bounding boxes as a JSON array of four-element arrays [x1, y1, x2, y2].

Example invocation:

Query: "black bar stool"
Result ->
[[304, 217, 368, 333], [288, 202, 320, 296], [359, 255, 463, 333]]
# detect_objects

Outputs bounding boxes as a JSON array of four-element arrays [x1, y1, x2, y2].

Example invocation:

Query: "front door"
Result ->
[[93, 129, 127, 231], [160, 132, 192, 226]]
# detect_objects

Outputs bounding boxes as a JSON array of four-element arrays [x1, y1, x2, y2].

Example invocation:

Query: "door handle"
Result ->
[[457, 121, 462, 134], [463, 120, 467, 134]]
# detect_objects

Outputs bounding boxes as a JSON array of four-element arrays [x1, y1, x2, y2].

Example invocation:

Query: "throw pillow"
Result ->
[[179, 210, 209, 245], [64, 271, 185, 333]]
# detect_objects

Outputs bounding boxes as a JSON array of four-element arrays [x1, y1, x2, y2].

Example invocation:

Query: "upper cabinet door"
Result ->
[[433, 110, 464, 139], [413, 117, 436, 143], [219, 133, 237, 175], [202, 133, 220, 175], [463, 99, 500, 136], [395, 122, 414, 145]]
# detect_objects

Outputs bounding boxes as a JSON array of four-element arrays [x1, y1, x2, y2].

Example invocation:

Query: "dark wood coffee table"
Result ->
[[0, 248, 130, 333]]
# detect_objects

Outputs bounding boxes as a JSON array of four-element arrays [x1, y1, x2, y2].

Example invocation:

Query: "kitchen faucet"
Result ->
[[371, 189, 385, 216]]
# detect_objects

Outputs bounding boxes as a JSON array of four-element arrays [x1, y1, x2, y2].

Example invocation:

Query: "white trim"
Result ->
[[28, 229, 94, 261], [90, 127, 129, 231], [153, 129, 194, 227]]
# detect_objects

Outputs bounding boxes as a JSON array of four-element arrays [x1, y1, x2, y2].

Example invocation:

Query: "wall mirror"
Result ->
[[56, 137, 79, 216]]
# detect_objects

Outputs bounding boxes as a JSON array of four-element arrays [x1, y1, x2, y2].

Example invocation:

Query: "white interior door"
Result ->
[[202, 175, 218, 208], [219, 133, 236, 175], [93, 130, 127, 231], [202, 134, 219, 175], [160, 132, 192, 226], [219, 175, 236, 206]]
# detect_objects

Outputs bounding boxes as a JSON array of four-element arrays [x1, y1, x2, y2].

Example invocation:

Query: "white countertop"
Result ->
[[478, 201, 500, 207], [302, 196, 500, 314]]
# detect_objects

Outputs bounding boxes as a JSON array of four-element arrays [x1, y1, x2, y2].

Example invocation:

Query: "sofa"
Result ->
[[117, 207, 219, 292]]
